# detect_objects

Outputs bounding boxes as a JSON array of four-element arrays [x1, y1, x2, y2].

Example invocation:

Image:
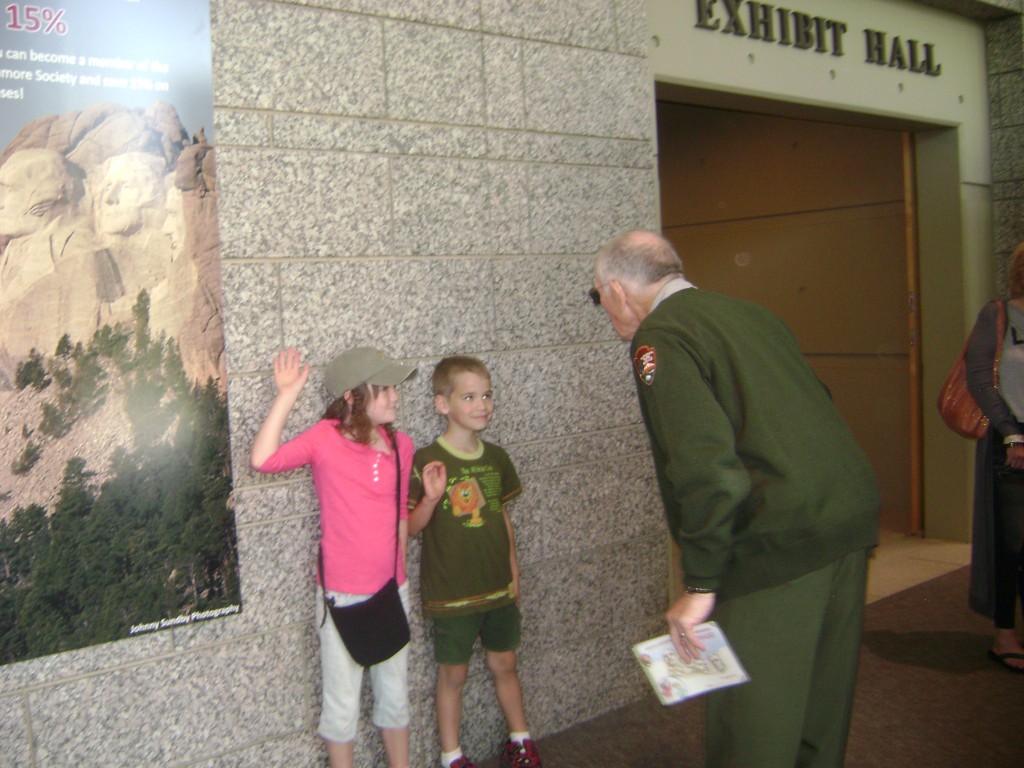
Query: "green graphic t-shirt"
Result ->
[[408, 437, 522, 618]]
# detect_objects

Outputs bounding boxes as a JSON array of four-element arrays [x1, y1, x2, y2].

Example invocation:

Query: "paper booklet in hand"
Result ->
[[632, 621, 750, 705]]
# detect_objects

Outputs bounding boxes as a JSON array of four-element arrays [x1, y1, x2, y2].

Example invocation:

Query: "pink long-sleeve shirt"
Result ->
[[256, 420, 412, 594]]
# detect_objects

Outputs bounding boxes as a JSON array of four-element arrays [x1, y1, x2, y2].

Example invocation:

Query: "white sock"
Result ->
[[441, 747, 464, 767], [509, 731, 531, 744]]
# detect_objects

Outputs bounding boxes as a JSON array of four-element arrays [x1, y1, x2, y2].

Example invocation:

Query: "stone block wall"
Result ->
[[0, 2, 665, 766], [988, 12, 1024, 292]]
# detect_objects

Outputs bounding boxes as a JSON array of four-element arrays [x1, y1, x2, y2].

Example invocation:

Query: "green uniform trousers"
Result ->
[[705, 547, 870, 768]]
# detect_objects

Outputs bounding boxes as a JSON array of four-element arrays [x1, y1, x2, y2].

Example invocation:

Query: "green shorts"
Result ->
[[431, 602, 522, 665]]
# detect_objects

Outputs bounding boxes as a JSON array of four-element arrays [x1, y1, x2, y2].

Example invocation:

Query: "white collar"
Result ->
[[650, 276, 696, 312]]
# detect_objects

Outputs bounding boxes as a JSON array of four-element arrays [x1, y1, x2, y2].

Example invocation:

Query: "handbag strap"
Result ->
[[318, 429, 402, 626], [994, 299, 1007, 384]]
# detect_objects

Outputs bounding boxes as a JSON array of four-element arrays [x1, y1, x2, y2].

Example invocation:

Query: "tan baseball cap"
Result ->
[[323, 347, 416, 399]]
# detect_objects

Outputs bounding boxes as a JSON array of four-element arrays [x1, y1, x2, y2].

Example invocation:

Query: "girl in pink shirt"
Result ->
[[250, 347, 445, 768]]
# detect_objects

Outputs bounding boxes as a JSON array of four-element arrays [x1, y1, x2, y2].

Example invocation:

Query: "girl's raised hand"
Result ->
[[273, 347, 310, 396], [251, 348, 309, 470]]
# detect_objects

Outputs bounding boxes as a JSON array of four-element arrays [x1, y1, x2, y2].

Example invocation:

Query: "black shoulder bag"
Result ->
[[318, 430, 410, 667]]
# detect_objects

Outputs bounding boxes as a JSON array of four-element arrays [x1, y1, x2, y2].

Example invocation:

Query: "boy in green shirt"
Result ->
[[408, 356, 542, 768]]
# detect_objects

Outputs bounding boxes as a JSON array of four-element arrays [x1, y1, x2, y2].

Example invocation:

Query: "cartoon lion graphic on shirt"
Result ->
[[448, 477, 485, 527]]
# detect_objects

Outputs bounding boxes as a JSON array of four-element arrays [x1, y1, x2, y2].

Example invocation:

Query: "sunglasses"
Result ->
[[589, 283, 610, 306]]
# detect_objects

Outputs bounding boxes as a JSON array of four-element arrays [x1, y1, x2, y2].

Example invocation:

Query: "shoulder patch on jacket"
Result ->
[[634, 345, 656, 385]]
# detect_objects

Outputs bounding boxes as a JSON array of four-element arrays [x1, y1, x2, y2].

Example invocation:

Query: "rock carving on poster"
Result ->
[[0, 101, 224, 390]]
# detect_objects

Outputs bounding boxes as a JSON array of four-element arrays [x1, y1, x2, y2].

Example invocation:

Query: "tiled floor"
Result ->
[[866, 528, 971, 604]]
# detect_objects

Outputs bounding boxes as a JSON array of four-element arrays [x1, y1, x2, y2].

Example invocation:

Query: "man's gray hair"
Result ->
[[595, 230, 684, 287]]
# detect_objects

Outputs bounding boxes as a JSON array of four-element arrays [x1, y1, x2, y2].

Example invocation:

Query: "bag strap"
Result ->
[[994, 299, 1007, 384], [318, 544, 329, 627], [317, 429, 402, 627], [387, 428, 401, 579]]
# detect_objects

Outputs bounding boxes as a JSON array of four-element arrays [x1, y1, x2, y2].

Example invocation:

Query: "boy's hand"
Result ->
[[420, 460, 447, 502], [407, 463, 446, 537], [273, 347, 309, 397]]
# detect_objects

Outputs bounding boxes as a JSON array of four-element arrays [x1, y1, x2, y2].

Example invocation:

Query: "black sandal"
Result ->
[[987, 649, 1024, 673]]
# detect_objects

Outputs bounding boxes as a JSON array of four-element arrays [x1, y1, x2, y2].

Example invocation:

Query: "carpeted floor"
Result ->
[[846, 565, 1023, 768], [479, 566, 1024, 768]]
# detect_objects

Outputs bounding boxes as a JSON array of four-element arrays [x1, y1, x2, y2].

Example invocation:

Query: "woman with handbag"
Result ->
[[250, 347, 446, 768], [965, 242, 1024, 674]]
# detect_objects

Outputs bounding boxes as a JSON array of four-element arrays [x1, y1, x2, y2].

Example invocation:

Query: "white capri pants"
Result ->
[[315, 581, 411, 743]]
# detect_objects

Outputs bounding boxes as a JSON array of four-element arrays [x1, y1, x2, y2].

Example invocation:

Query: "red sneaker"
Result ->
[[499, 739, 542, 767], [449, 756, 478, 768]]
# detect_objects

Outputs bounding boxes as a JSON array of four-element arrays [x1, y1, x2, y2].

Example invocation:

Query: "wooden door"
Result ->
[[657, 101, 917, 533]]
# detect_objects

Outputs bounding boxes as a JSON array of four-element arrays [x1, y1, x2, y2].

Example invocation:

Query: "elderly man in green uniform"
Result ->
[[592, 230, 879, 768]]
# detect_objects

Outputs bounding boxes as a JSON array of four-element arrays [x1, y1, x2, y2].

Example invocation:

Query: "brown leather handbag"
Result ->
[[937, 301, 1007, 439]]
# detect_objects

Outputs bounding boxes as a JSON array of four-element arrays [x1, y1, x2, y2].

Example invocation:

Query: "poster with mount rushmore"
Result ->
[[0, 0, 240, 664]]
